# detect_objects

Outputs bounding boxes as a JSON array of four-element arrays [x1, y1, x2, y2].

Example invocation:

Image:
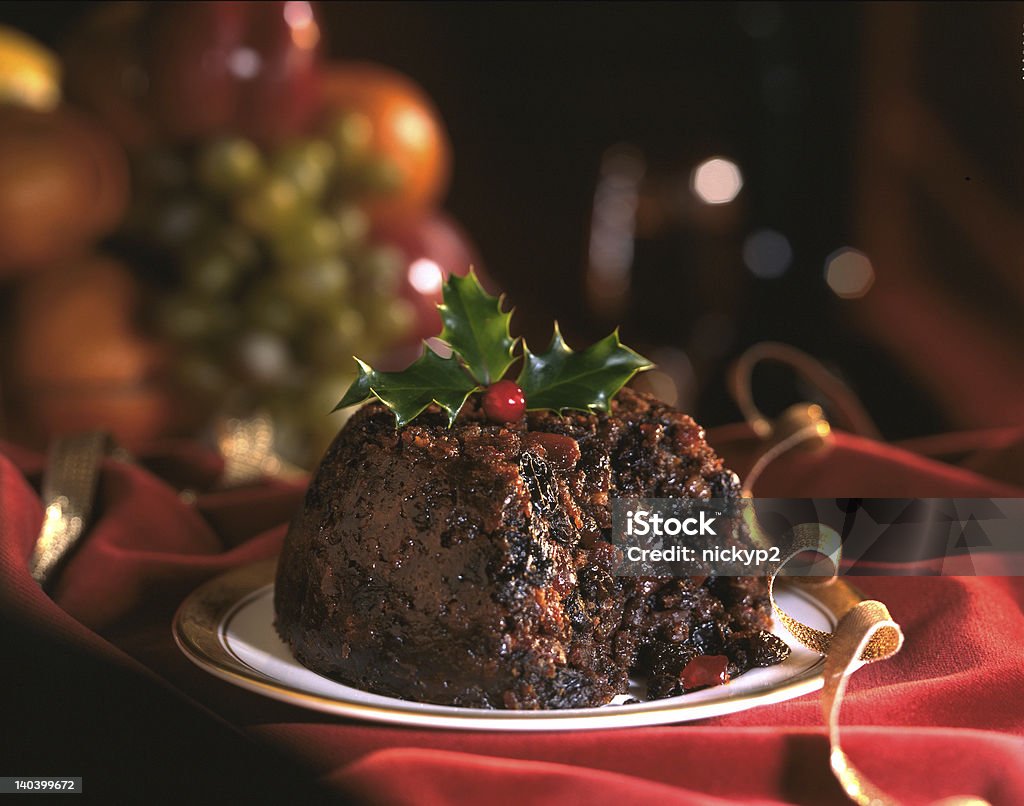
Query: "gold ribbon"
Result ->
[[29, 432, 121, 589], [757, 518, 990, 806], [29, 416, 303, 591], [730, 342, 991, 806]]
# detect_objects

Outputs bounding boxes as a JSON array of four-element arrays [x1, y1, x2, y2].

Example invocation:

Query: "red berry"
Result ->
[[679, 655, 730, 691], [482, 380, 526, 423]]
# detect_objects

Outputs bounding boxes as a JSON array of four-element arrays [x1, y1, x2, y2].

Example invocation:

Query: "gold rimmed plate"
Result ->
[[174, 559, 844, 731]]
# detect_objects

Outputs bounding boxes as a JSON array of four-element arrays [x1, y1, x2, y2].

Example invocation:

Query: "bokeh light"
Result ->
[[691, 157, 743, 205], [227, 47, 261, 80], [408, 258, 445, 295], [283, 1, 320, 50], [825, 247, 875, 298], [395, 108, 432, 148], [742, 228, 792, 278]]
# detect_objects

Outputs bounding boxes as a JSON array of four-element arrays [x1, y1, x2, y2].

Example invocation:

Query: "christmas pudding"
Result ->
[[274, 273, 788, 709]]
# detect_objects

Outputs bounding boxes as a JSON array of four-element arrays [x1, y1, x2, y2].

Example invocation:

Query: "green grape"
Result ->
[[234, 176, 303, 234], [216, 225, 262, 270], [182, 247, 241, 298], [328, 308, 366, 343], [244, 281, 302, 335], [197, 137, 265, 196], [156, 295, 236, 343], [281, 256, 351, 310], [273, 139, 335, 200], [371, 297, 416, 340], [331, 202, 370, 248], [358, 244, 404, 293], [326, 111, 373, 166], [270, 214, 345, 265]]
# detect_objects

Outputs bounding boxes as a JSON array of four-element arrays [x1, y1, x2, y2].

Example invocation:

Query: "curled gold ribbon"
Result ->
[[732, 342, 991, 806], [757, 519, 990, 806]]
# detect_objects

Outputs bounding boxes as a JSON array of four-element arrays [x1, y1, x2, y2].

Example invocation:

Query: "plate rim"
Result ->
[[173, 558, 846, 731]]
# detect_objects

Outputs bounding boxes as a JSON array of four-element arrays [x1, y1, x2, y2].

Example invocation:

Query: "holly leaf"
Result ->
[[333, 347, 480, 427], [333, 357, 374, 410], [438, 269, 517, 385], [331, 274, 653, 428], [517, 324, 653, 413]]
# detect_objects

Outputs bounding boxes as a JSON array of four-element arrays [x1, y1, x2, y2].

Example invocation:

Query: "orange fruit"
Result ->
[[2, 254, 181, 448], [0, 105, 129, 276], [317, 62, 451, 222]]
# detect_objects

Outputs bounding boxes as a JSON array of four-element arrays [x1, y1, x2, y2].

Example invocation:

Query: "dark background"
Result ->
[[3, 1, 1020, 438]]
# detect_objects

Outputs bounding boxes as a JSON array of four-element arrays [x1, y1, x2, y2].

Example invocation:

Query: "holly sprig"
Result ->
[[334, 269, 653, 426]]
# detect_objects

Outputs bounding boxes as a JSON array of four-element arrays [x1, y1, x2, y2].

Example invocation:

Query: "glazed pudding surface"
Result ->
[[274, 388, 786, 709]]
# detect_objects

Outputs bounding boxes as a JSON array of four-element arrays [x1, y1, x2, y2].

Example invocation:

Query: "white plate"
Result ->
[[174, 560, 841, 731]]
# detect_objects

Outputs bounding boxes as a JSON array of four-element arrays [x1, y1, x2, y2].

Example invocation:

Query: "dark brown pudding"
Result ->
[[274, 388, 788, 709]]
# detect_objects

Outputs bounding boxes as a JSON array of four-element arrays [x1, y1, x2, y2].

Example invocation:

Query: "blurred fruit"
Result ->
[[235, 330, 294, 385], [144, 1, 320, 145], [133, 148, 190, 191], [325, 110, 373, 166], [372, 212, 486, 340], [308, 317, 360, 367], [68, 41, 457, 464], [0, 25, 60, 110], [173, 352, 228, 398], [270, 215, 344, 265], [61, 2, 155, 150], [0, 105, 129, 276], [234, 175, 303, 233], [197, 136, 265, 196], [243, 279, 302, 335], [144, 1, 245, 141], [280, 256, 350, 309], [155, 294, 238, 342], [182, 245, 243, 298], [209, 224, 261, 270], [272, 138, 334, 200], [374, 296, 417, 340], [143, 194, 216, 249], [317, 63, 451, 221], [332, 202, 370, 244], [2, 255, 179, 447], [234, 1, 321, 145]]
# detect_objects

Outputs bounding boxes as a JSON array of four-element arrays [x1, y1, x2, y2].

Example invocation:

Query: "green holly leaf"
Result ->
[[331, 273, 654, 429], [438, 269, 517, 385], [334, 347, 480, 427], [333, 357, 374, 410], [517, 324, 653, 413]]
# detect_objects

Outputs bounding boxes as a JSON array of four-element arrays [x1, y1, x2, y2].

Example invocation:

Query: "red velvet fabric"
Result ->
[[2, 431, 1023, 805]]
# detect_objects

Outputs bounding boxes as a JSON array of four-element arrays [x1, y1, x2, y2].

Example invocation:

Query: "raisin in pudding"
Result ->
[[274, 388, 788, 709]]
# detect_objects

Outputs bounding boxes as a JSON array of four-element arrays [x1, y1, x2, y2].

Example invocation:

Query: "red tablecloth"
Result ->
[[2, 431, 1023, 805]]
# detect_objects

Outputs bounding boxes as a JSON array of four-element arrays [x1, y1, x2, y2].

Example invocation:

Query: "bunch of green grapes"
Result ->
[[124, 113, 417, 464]]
